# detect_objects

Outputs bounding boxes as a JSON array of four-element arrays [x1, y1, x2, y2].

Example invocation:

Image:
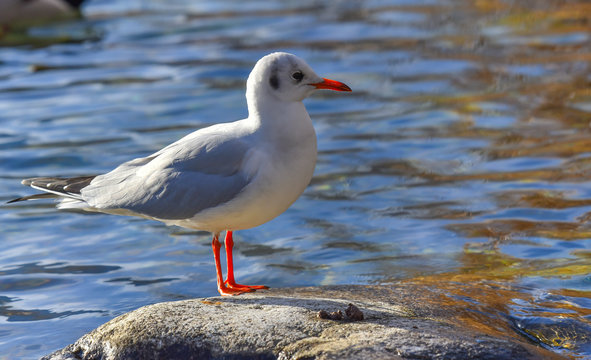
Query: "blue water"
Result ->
[[1, 0, 590, 358]]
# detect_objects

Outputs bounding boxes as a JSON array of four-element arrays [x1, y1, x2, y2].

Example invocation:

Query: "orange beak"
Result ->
[[311, 78, 352, 92]]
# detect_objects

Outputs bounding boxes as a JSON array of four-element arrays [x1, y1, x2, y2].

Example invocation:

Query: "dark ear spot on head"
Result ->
[[269, 74, 279, 90], [269, 63, 279, 90]]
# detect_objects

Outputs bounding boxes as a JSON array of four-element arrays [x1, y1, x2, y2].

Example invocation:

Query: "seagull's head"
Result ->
[[247, 52, 351, 103]]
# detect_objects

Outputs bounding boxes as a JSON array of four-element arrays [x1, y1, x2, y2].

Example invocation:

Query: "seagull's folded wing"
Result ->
[[78, 127, 256, 220]]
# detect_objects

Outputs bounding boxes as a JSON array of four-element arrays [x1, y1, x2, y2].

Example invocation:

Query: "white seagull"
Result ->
[[9, 52, 352, 296]]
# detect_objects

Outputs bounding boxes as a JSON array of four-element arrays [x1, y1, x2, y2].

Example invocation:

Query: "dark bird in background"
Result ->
[[0, 0, 85, 27]]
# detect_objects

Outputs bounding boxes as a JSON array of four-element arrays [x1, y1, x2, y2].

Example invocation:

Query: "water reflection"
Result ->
[[0, 262, 121, 275], [105, 277, 177, 286], [0, 0, 590, 358], [401, 248, 591, 356]]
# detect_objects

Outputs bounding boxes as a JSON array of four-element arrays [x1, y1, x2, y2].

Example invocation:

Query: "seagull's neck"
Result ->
[[247, 95, 310, 134]]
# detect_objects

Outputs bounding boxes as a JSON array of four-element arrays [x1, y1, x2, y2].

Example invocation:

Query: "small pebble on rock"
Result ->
[[345, 303, 364, 321], [318, 309, 344, 320]]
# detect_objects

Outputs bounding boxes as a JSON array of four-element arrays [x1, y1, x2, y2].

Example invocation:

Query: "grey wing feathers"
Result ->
[[82, 128, 255, 220]]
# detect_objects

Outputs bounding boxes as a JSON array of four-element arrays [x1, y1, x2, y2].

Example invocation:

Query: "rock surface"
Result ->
[[43, 284, 565, 360]]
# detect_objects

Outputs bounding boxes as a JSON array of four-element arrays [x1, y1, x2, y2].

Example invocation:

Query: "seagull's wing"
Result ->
[[76, 124, 258, 220]]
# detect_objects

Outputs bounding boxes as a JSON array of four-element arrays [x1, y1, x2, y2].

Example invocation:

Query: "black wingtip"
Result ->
[[6, 193, 58, 204]]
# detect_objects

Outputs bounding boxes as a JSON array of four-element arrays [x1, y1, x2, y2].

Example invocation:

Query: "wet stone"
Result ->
[[42, 284, 566, 360]]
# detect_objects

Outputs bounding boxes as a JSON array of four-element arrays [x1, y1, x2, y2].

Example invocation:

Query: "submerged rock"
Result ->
[[43, 284, 565, 360]]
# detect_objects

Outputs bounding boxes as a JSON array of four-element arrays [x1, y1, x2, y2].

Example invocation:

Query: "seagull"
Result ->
[[9, 52, 352, 296]]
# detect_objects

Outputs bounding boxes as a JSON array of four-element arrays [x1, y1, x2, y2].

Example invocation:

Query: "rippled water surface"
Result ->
[[1, 0, 591, 358]]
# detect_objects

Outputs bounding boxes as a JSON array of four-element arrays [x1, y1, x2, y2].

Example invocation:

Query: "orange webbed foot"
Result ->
[[225, 279, 268, 292], [217, 284, 255, 296]]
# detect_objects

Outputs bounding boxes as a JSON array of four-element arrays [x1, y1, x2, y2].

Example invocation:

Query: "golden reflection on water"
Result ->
[[307, 1, 591, 354], [365, 1, 591, 356], [399, 250, 591, 357]]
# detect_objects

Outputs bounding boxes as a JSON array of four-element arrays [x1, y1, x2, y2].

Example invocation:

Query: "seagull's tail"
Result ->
[[8, 176, 95, 207]]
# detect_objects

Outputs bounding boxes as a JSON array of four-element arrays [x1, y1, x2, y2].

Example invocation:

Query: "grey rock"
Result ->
[[43, 285, 565, 360]]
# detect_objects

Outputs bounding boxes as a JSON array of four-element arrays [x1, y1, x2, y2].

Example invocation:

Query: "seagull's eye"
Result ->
[[292, 71, 304, 82]]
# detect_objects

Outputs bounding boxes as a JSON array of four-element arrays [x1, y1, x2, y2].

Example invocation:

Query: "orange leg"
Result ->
[[211, 233, 245, 296], [223, 231, 269, 293]]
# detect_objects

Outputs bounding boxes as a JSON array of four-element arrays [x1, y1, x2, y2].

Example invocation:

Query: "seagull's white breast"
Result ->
[[173, 104, 317, 233]]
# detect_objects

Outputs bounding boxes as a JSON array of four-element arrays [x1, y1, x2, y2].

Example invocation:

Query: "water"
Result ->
[[1, 0, 590, 358]]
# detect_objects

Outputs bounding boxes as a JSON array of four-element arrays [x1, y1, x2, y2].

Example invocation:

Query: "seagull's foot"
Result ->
[[217, 284, 254, 296], [224, 279, 269, 294]]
